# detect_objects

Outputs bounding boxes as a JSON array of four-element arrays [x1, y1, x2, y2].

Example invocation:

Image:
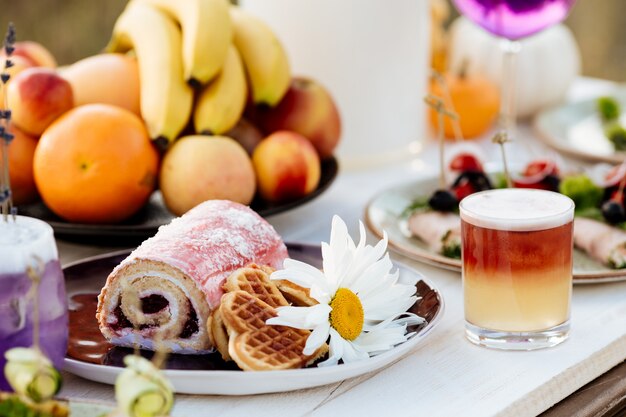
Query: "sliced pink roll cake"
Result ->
[[97, 200, 288, 354]]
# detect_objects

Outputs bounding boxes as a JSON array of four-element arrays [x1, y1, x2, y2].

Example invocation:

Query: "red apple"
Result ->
[[253, 77, 341, 159], [7, 67, 74, 136], [252, 131, 321, 203]]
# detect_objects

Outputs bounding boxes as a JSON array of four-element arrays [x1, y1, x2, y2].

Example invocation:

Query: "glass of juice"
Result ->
[[0, 216, 68, 390], [460, 188, 574, 350]]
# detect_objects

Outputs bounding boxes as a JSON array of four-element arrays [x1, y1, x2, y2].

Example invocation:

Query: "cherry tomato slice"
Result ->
[[449, 153, 483, 172]]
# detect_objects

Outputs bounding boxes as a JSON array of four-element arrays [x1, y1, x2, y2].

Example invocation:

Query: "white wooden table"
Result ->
[[57, 78, 626, 417]]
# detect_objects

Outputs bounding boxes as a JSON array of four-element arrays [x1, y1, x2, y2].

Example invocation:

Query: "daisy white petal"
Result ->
[[266, 304, 330, 329], [323, 217, 352, 280], [321, 241, 347, 291], [353, 325, 410, 353], [351, 254, 394, 295], [362, 313, 424, 333], [303, 321, 331, 355], [340, 339, 370, 364], [271, 259, 326, 289], [317, 328, 345, 367], [363, 292, 418, 321], [309, 284, 333, 305]]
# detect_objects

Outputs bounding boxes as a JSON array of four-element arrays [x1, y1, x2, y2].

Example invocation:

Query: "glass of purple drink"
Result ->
[[0, 216, 68, 391], [451, 0, 576, 137]]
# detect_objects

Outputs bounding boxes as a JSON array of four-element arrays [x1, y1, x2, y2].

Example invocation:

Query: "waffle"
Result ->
[[274, 279, 317, 307], [219, 291, 326, 371], [223, 264, 289, 308], [207, 309, 230, 361]]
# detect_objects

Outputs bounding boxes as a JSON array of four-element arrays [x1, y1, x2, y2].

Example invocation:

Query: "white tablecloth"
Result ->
[[57, 78, 626, 417]]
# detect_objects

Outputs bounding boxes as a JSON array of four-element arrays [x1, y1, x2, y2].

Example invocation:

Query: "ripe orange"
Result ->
[[429, 71, 500, 139], [6, 124, 38, 205], [33, 104, 159, 223]]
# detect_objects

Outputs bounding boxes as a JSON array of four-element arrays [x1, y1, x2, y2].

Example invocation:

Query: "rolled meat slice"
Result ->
[[408, 210, 461, 258], [97, 200, 288, 354], [574, 217, 626, 268]]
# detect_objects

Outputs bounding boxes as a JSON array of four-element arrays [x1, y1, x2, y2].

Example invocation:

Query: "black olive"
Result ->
[[428, 189, 458, 212], [452, 172, 493, 192], [541, 174, 561, 192], [601, 200, 626, 224]]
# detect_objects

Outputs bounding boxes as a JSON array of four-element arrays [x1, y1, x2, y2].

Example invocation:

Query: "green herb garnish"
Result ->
[[402, 196, 430, 217], [559, 174, 604, 212], [598, 96, 621, 123], [606, 123, 626, 151]]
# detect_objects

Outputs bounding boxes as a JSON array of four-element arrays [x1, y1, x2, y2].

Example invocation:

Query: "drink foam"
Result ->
[[0, 216, 58, 274], [460, 189, 574, 231]]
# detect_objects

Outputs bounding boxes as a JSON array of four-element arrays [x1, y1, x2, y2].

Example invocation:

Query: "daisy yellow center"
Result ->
[[329, 288, 364, 341]]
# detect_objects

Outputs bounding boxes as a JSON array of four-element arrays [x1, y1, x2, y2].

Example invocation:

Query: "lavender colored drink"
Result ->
[[0, 216, 68, 390], [452, 0, 576, 40]]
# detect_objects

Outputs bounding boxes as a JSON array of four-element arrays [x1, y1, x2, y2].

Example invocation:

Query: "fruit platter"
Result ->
[[2, 0, 342, 244], [17, 157, 338, 243], [366, 150, 626, 283]]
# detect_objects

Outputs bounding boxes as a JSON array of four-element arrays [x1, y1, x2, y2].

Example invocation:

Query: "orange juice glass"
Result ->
[[460, 188, 574, 350]]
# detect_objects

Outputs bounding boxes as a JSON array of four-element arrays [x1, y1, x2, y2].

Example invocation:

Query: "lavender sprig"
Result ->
[[0, 22, 16, 222]]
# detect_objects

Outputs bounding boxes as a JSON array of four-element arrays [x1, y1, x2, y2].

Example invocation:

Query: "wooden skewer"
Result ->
[[424, 94, 458, 189]]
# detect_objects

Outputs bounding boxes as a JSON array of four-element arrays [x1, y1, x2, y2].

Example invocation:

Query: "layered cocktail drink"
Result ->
[[460, 188, 574, 350], [0, 216, 68, 390]]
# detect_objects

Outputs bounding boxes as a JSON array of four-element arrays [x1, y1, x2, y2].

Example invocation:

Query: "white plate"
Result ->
[[364, 176, 626, 284], [534, 88, 626, 164], [62, 244, 444, 395]]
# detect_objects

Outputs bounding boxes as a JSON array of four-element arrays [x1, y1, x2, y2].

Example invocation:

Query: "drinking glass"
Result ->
[[460, 188, 574, 350], [0, 216, 68, 390], [451, 0, 576, 137]]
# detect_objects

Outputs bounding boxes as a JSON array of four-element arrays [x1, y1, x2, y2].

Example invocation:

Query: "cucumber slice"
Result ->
[[4, 347, 62, 402], [115, 355, 173, 417]]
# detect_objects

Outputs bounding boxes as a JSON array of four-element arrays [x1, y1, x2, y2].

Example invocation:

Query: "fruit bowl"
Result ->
[[18, 156, 338, 245]]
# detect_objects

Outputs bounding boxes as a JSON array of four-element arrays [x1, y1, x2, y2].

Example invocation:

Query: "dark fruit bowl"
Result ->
[[18, 156, 338, 246]]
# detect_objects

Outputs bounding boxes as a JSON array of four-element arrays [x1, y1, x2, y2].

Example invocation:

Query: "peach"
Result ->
[[160, 135, 256, 216], [252, 131, 320, 203], [7, 124, 39, 205], [60, 53, 140, 116], [225, 118, 264, 155], [7, 67, 74, 136], [253, 77, 341, 159], [1, 41, 57, 68], [0, 55, 35, 109]]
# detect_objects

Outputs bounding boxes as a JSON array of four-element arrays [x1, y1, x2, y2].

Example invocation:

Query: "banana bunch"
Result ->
[[106, 1, 292, 148]]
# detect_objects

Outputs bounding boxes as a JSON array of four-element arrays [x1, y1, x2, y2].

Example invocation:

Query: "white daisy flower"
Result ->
[[267, 216, 424, 366]]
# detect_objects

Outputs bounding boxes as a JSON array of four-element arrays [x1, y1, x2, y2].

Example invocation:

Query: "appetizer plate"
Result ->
[[63, 242, 443, 395], [533, 89, 626, 164], [364, 177, 626, 284], [20, 157, 338, 245]]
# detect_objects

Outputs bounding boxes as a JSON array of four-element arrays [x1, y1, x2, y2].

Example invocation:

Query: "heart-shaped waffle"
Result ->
[[209, 264, 291, 361], [223, 264, 289, 308], [219, 291, 326, 371]]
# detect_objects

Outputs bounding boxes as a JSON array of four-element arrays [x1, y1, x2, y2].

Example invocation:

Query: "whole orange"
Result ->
[[429, 71, 500, 139], [6, 124, 38, 205], [33, 104, 159, 223]]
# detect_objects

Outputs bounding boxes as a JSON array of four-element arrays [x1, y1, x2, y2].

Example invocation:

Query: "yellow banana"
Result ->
[[107, 3, 193, 149], [230, 6, 290, 107], [133, 0, 232, 86], [193, 45, 247, 135]]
